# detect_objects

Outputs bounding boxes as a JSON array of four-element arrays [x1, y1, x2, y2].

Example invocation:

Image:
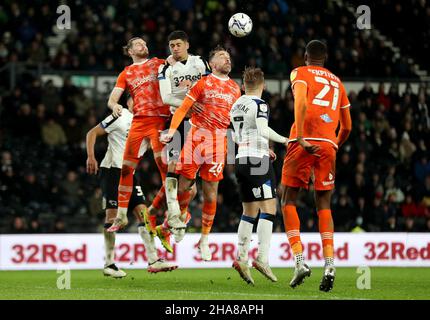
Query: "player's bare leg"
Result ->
[[133, 205, 178, 273], [281, 186, 311, 288], [197, 180, 218, 261], [103, 209, 127, 278], [315, 190, 335, 292]]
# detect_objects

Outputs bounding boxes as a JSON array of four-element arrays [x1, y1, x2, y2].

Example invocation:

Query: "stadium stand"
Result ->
[[0, 0, 429, 233]]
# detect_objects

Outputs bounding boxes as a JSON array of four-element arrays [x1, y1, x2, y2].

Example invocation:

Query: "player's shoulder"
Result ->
[[149, 57, 165, 67], [157, 62, 171, 79], [251, 97, 268, 112], [228, 78, 241, 90], [290, 66, 308, 82]]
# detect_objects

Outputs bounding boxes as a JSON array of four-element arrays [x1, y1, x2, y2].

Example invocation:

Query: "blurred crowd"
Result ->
[[0, 0, 421, 78], [0, 0, 429, 234], [0, 75, 429, 233]]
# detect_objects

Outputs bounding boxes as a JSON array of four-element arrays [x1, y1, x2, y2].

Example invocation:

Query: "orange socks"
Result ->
[[118, 163, 136, 211], [201, 201, 217, 235], [282, 204, 303, 255], [152, 186, 165, 210], [318, 209, 334, 266]]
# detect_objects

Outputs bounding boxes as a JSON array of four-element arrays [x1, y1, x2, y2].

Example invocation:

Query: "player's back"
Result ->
[[100, 109, 133, 169], [230, 95, 270, 158], [119, 58, 170, 117], [187, 74, 241, 131], [289, 65, 350, 148]]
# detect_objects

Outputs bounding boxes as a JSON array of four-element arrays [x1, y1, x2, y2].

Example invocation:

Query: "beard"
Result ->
[[219, 64, 231, 75], [134, 50, 148, 59]]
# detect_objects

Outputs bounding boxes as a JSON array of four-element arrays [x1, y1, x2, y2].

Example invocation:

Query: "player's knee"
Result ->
[[121, 165, 134, 177]]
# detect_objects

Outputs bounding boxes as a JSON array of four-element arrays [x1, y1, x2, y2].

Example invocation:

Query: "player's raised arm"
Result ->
[[85, 124, 107, 175], [108, 71, 126, 117], [337, 86, 352, 147], [158, 64, 183, 109], [160, 78, 204, 144]]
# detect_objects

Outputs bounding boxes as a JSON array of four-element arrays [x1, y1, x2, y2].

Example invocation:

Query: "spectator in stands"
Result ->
[[41, 117, 67, 147]]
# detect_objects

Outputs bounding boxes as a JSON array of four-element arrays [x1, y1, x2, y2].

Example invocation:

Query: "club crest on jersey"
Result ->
[[252, 187, 262, 198], [320, 113, 333, 123], [259, 104, 268, 112]]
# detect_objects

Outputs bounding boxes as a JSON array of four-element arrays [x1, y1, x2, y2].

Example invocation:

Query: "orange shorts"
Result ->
[[176, 127, 227, 182], [123, 115, 168, 163], [281, 140, 337, 191]]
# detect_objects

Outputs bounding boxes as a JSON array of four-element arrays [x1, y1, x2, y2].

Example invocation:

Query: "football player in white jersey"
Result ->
[[144, 30, 211, 251], [230, 67, 288, 285], [86, 100, 178, 277]]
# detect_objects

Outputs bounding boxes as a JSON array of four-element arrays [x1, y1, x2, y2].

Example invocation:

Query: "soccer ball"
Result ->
[[228, 13, 253, 37]]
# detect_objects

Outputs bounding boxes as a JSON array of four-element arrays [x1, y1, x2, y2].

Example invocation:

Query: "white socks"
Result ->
[[256, 213, 274, 265], [138, 224, 159, 264], [103, 224, 115, 267], [237, 213, 275, 264], [295, 253, 305, 268], [237, 215, 255, 262], [166, 175, 181, 217]]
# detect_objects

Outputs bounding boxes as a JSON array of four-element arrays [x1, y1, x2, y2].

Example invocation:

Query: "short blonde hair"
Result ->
[[243, 67, 264, 90]]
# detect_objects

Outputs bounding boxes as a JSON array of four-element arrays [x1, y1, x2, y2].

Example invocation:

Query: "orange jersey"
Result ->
[[115, 58, 170, 117], [186, 74, 241, 131], [289, 65, 350, 148]]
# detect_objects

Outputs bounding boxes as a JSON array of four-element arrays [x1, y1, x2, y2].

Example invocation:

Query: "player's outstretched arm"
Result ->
[[108, 88, 124, 117], [159, 96, 194, 144], [86, 125, 107, 175], [256, 117, 288, 146], [158, 64, 183, 109], [108, 71, 127, 117]]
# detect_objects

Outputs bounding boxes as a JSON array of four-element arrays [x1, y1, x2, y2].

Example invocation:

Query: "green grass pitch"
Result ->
[[0, 267, 429, 300]]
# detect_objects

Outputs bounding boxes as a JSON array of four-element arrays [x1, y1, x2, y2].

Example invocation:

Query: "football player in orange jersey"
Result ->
[[281, 40, 352, 291], [106, 37, 186, 233], [160, 46, 241, 260]]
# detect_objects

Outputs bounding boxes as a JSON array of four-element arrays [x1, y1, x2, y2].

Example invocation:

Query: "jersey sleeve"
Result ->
[[186, 78, 205, 101], [158, 63, 170, 80], [100, 114, 120, 133], [290, 68, 308, 94], [114, 71, 127, 91], [197, 56, 212, 76], [254, 100, 269, 119], [339, 83, 351, 109]]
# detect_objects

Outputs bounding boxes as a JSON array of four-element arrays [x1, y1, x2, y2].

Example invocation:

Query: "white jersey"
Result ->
[[158, 54, 211, 113], [230, 95, 270, 158], [99, 109, 133, 169]]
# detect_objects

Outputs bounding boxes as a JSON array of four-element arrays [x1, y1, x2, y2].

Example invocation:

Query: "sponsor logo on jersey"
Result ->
[[205, 90, 235, 104], [320, 113, 333, 123], [129, 74, 157, 89]]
